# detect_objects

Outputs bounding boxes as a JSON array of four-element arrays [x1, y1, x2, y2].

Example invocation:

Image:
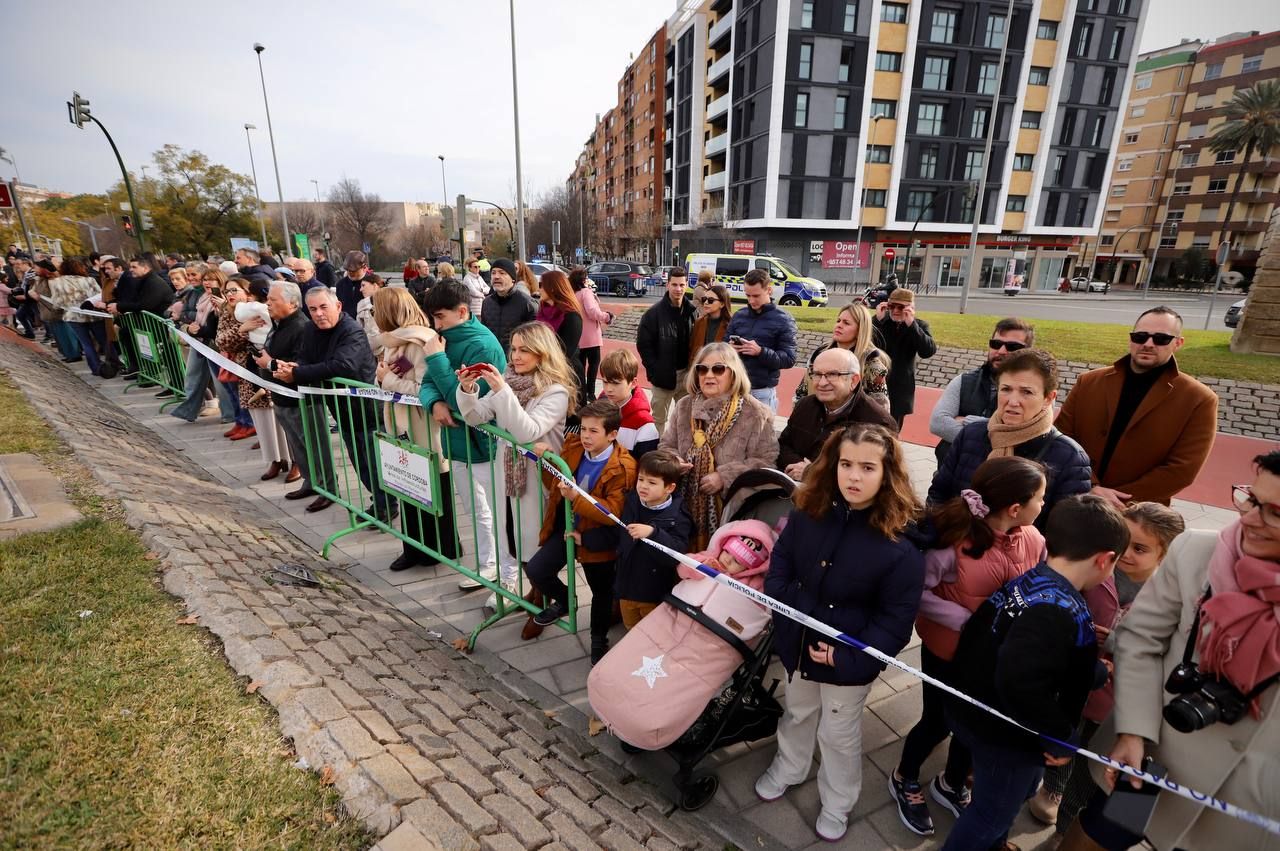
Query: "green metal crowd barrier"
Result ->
[[117, 310, 188, 411], [297, 376, 579, 649]]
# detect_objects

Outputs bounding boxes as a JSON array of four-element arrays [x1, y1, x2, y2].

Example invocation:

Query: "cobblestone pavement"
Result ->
[[5, 338, 1236, 851]]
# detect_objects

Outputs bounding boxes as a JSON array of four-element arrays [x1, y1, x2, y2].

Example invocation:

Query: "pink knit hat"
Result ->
[[721, 535, 768, 571]]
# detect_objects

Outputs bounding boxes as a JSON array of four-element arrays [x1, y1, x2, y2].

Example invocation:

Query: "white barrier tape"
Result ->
[[502, 438, 1280, 837], [63, 306, 114, 319]]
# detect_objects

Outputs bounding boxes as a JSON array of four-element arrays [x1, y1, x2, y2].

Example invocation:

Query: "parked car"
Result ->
[[1069, 276, 1110, 293], [1225, 299, 1246, 328], [683, 252, 828, 306], [586, 261, 657, 297], [656, 265, 681, 284]]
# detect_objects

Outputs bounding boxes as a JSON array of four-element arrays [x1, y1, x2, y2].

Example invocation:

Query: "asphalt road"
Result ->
[[598, 288, 1244, 328]]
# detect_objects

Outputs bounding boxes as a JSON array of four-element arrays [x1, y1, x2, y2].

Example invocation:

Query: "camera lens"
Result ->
[[1164, 663, 1202, 695], [1164, 692, 1220, 733]]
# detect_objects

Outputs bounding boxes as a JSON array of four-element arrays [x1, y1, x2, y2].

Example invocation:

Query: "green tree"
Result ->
[[1207, 80, 1280, 268]]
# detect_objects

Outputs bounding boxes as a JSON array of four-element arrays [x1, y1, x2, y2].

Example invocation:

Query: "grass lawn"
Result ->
[[0, 375, 371, 849], [786, 307, 1280, 384]]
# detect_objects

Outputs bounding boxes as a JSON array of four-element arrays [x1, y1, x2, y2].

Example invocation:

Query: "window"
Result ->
[[922, 56, 951, 90], [1053, 153, 1067, 184], [1013, 153, 1034, 171], [1196, 93, 1215, 110], [1109, 26, 1125, 60], [1172, 182, 1191, 195], [1215, 149, 1236, 164], [876, 51, 903, 72], [919, 147, 938, 179], [1160, 233, 1179, 248], [977, 62, 999, 95], [1135, 73, 1153, 91], [1168, 95, 1181, 117], [1124, 132, 1138, 144], [843, 2, 857, 33], [1111, 184, 1127, 197], [1090, 114, 1107, 147], [1037, 20, 1058, 39], [1020, 111, 1042, 129], [870, 100, 897, 119], [839, 46, 853, 82], [1189, 123, 1208, 139], [1191, 235, 1211, 249], [1076, 22, 1093, 57], [1181, 150, 1199, 168], [1116, 0, 1131, 13], [971, 106, 989, 138], [835, 95, 848, 130], [1059, 110, 1077, 145], [794, 92, 809, 128], [1101, 230, 1116, 241], [1028, 66, 1050, 86], [798, 43, 812, 79], [1100, 68, 1116, 103], [1204, 62, 1223, 81], [931, 8, 957, 43], [1165, 210, 1184, 224], [984, 14, 1006, 49], [1200, 205, 1220, 221], [800, 0, 813, 28], [1006, 195, 1027, 212], [1118, 158, 1133, 172], [865, 144, 891, 162], [906, 190, 936, 221], [1208, 178, 1228, 193], [1243, 55, 1263, 74], [917, 103, 945, 135], [881, 2, 907, 23], [865, 189, 887, 207], [965, 150, 985, 181], [1130, 104, 1146, 118]]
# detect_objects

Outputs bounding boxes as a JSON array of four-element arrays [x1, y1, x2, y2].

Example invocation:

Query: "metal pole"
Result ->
[[1205, 244, 1228, 330], [243, 123, 269, 249], [1141, 143, 1190, 299], [578, 181, 585, 260], [437, 155, 449, 210], [253, 44, 291, 256], [311, 178, 329, 257], [960, 0, 1015, 314], [8, 179, 35, 255], [86, 115, 146, 253], [508, 0, 527, 261], [64, 218, 103, 253], [854, 114, 884, 288]]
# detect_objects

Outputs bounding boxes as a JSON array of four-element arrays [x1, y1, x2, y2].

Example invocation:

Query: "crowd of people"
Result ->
[[4, 241, 1276, 851]]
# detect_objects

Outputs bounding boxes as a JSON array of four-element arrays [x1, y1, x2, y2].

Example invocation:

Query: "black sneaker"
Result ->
[[929, 774, 971, 819], [388, 552, 430, 572], [889, 771, 935, 836], [590, 636, 609, 665], [532, 601, 567, 626]]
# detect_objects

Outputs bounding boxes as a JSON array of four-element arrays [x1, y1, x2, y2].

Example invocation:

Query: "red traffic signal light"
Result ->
[[122, 214, 134, 235]]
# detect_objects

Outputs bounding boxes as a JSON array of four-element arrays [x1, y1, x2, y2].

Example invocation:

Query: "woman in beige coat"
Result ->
[[373, 287, 458, 573], [1070, 451, 1280, 851]]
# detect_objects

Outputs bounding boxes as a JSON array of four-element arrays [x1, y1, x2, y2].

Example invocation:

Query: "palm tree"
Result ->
[[1207, 80, 1280, 269]]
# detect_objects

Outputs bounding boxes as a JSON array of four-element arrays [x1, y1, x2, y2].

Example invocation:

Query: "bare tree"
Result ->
[[286, 202, 321, 236], [391, 222, 446, 259], [327, 177, 392, 255]]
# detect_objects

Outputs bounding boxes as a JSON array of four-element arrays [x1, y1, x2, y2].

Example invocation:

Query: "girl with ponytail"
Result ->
[[889, 455, 1049, 837]]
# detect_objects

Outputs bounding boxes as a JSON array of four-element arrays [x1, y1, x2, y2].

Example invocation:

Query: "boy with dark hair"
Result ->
[[527, 399, 637, 661], [941, 494, 1130, 851], [600, 348, 659, 460], [614, 448, 694, 629]]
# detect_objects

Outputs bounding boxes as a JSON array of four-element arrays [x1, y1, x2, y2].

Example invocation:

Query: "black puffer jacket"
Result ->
[[116, 270, 175, 315], [480, 287, 537, 353], [928, 419, 1093, 529], [636, 296, 697, 390], [872, 314, 937, 418]]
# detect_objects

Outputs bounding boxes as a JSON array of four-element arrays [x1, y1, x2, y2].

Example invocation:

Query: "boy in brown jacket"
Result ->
[[527, 399, 637, 662]]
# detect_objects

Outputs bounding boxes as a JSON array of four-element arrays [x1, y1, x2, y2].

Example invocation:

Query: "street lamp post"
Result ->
[[507, 0, 527, 261], [960, 0, 1016, 314], [854, 114, 885, 287], [61, 217, 109, 253], [1141, 143, 1192, 299], [310, 178, 328, 257], [252, 43, 291, 256], [437, 155, 449, 211], [1103, 222, 1145, 287], [243, 123, 269, 249]]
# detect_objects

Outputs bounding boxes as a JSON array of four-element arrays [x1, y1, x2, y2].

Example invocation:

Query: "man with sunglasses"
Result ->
[[929, 317, 1034, 463], [1056, 306, 1217, 506]]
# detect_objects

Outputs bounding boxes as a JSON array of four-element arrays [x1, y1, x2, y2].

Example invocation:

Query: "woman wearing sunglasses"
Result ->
[[658, 342, 779, 550], [688, 284, 731, 362]]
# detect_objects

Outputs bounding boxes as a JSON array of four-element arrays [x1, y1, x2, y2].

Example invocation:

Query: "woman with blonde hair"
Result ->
[[373, 287, 460, 572], [795, 302, 890, 407], [659, 341, 779, 550], [457, 320, 577, 626]]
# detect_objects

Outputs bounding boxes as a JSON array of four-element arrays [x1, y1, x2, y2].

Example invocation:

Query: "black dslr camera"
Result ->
[[1163, 661, 1251, 733]]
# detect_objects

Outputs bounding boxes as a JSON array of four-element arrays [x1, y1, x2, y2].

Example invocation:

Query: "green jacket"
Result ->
[[417, 316, 508, 463]]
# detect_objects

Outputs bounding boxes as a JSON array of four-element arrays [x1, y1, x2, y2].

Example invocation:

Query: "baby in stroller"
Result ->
[[588, 518, 777, 750]]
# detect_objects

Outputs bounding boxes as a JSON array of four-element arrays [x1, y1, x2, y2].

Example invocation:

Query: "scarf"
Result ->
[[537, 302, 565, 332], [502, 369, 541, 496], [684, 393, 743, 551], [1200, 519, 1280, 710], [986, 406, 1053, 458]]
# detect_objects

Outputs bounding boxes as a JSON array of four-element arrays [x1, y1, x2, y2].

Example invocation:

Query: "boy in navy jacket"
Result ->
[[614, 448, 694, 628]]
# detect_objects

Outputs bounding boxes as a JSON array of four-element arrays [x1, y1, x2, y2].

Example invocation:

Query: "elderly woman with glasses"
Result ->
[[658, 342, 779, 549]]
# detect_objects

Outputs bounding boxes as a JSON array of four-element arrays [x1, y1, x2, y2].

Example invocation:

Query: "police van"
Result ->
[[683, 253, 828, 306]]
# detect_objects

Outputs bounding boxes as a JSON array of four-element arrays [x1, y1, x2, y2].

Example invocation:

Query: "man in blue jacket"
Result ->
[[726, 269, 797, 412]]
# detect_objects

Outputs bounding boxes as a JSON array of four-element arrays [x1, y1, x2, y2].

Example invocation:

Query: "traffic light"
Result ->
[[121, 214, 134, 235], [140, 210, 154, 231], [67, 91, 91, 128]]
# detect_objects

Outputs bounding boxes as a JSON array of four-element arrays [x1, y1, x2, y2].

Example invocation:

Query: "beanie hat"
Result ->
[[721, 535, 768, 571], [490, 258, 517, 278], [887, 288, 915, 306]]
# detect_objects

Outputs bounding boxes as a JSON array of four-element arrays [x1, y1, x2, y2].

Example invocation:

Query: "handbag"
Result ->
[[216, 351, 237, 384]]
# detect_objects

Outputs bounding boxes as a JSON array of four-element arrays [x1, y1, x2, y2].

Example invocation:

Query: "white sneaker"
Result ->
[[815, 809, 847, 842], [483, 581, 519, 612], [754, 770, 789, 802], [458, 565, 498, 591]]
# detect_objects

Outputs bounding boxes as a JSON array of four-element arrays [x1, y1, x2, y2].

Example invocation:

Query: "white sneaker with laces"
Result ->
[[458, 565, 498, 591]]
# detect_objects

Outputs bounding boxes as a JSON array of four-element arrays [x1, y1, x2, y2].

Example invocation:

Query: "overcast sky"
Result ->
[[2, 0, 1276, 208]]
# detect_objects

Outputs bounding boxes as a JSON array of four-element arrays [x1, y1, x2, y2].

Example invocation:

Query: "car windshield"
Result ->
[[774, 258, 802, 278], [635, 265, 653, 275]]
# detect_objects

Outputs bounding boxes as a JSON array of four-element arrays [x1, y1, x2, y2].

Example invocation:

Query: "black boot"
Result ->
[[590, 635, 610, 665]]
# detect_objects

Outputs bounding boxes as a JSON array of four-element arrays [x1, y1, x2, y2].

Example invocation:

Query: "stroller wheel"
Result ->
[[679, 773, 719, 811]]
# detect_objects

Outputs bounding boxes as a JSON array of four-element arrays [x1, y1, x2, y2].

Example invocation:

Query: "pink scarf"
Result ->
[[1200, 519, 1280, 709], [537, 302, 565, 332]]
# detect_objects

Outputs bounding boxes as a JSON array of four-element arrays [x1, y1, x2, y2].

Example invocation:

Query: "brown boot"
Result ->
[[1028, 785, 1063, 825], [521, 587, 545, 641], [1057, 820, 1106, 851]]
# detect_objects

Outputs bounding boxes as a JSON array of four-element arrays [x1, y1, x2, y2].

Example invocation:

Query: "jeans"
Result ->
[[224, 381, 252, 427], [524, 531, 616, 639], [648, 372, 688, 435], [941, 713, 1045, 851], [275, 404, 310, 486], [897, 646, 972, 789], [15, 301, 36, 336], [48, 318, 81, 359], [579, 345, 601, 404], [171, 348, 235, 422], [70, 321, 113, 375], [750, 386, 778, 413]]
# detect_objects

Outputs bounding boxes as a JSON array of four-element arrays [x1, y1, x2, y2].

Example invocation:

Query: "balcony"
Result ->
[[707, 53, 732, 86], [704, 170, 727, 192], [705, 131, 728, 157], [706, 92, 730, 120], [703, 205, 725, 222], [709, 10, 734, 49]]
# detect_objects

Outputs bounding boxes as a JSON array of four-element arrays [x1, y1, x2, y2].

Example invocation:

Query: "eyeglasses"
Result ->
[[699, 296, 719, 304], [1129, 331, 1177, 346], [888, 303, 908, 311], [989, 339, 1028, 352], [809, 370, 855, 383], [694, 363, 730, 376], [1232, 485, 1280, 528]]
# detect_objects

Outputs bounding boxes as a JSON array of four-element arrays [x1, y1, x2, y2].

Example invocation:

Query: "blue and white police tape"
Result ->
[[63, 305, 114, 320]]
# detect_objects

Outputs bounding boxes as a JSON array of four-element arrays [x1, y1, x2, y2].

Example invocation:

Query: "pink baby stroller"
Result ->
[[588, 468, 796, 810]]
